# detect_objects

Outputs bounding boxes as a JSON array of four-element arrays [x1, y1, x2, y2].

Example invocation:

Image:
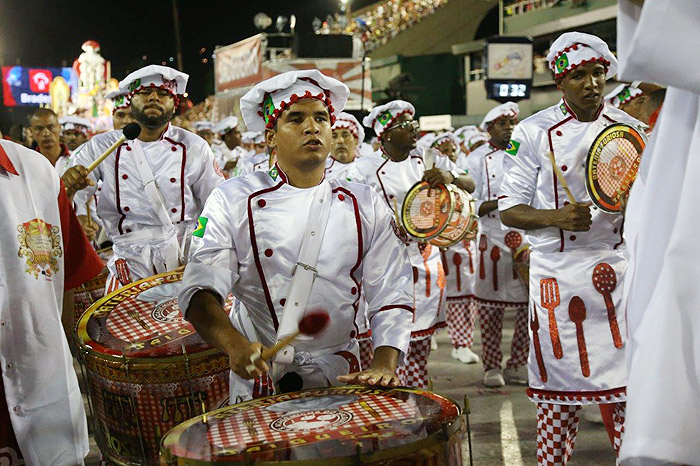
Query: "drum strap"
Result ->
[[273, 180, 333, 368], [130, 140, 183, 267]]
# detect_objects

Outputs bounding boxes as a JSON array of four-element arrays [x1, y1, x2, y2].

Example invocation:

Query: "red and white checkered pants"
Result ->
[[478, 301, 529, 371], [536, 402, 625, 465], [357, 333, 374, 371], [396, 336, 432, 389], [446, 296, 476, 349]]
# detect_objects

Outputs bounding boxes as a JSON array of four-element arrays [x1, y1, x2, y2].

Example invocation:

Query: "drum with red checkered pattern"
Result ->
[[72, 247, 112, 330], [76, 271, 230, 465], [160, 385, 464, 465]]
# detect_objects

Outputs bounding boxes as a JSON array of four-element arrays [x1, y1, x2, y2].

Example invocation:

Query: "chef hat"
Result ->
[[332, 112, 365, 143], [467, 132, 488, 150], [214, 116, 239, 135], [604, 84, 643, 108], [242, 131, 264, 144], [546, 32, 617, 80], [362, 100, 415, 140], [59, 116, 92, 135], [416, 132, 437, 150], [193, 121, 214, 132], [481, 102, 519, 130], [431, 132, 461, 151], [240, 69, 349, 132], [119, 65, 189, 99], [454, 125, 480, 141], [105, 89, 130, 111]]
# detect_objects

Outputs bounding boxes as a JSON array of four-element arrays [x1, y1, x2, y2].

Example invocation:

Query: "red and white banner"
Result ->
[[214, 35, 263, 92]]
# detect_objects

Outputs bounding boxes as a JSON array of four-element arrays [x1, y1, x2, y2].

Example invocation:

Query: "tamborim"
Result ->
[[161, 385, 463, 465], [586, 123, 647, 213], [401, 181, 477, 248], [76, 271, 231, 465]]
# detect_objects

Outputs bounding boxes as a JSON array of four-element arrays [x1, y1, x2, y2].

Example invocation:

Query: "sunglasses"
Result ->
[[385, 120, 419, 132]]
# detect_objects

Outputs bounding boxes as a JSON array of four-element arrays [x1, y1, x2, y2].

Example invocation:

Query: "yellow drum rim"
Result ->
[[400, 182, 455, 240]]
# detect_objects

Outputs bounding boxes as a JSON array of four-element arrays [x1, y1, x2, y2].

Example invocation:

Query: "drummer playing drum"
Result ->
[[178, 70, 415, 403]]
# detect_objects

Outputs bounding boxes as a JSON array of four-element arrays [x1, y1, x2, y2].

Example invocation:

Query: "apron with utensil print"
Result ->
[[527, 248, 628, 405]]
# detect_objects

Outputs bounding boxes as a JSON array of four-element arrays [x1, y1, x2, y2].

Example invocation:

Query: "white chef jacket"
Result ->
[[179, 163, 414, 399], [499, 99, 643, 404], [324, 157, 355, 181], [467, 143, 528, 303], [68, 123, 223, 282], [0, 141, 102, 465], [347, 148, 460, 335], [617, 1, 700, 463]]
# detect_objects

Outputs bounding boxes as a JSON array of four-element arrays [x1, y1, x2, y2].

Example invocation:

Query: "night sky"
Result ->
[[0, 0, 375, 127]]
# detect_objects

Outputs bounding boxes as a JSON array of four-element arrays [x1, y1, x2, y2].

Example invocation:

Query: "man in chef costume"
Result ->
[[325, 111, 364, 180], [347, 100, 475, 388], [62, 65, 224, 292], [212, 115, 246, 178], [106, 88, 135, 131], [59, 116, 92, 152], [466, 102, 530, 387], [499, 32, 643, 464], [178, 69, 414, 403]]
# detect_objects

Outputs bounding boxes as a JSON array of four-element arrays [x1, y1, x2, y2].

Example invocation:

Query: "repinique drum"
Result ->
[[76, 271, 230, 465], [160, 385, 464, 465], [401, 181, 478, 248], [73, 247, 113, 325]]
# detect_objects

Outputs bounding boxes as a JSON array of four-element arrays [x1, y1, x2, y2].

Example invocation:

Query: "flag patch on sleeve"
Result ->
[[505, 140, 520, 156], [193, 216, 208, 238]]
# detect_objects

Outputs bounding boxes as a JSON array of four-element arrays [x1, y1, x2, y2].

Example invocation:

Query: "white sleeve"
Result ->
[[345, 160, 367, 185], [178, 187, 239, 316], [362, 191, 414, 357], [465, 154, 486, 213], [433, 149, 460, 172], [499, 124, 540, 212], [191, 142, 225, 211], [66, 137, 102, 208]]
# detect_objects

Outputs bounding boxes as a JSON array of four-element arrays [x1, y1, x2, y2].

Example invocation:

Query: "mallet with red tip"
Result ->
[[246, 310, 330, 375]]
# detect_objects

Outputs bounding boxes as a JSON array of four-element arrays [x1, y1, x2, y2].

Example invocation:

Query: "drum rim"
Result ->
[[160, 385, 463, 465], [75, 270, 217, 362], [401, 181, 456, 240], [428, 196, 478, 248]]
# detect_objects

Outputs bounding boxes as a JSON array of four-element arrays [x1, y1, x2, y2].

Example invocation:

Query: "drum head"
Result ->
[[77, 271, 222, 359], [161, 386, 461, 464], [401, 182, 453, 240]]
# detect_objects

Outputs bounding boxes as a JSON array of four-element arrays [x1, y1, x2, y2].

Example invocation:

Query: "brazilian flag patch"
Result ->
[[377, 110, 393, 126], [555, 54, 569, 74], [269, 165, 278, 180], [193, 216, 208, 238], [505, 140, 520, 156]]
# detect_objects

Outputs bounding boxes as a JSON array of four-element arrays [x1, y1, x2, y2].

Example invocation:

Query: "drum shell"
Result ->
[[160, 386, 464, 465], [429, 186, 478, 248]]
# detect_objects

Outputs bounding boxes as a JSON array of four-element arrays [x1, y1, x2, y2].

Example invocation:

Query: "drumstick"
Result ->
[[392, 198, 401, 225], [246, 311, 330, 374], [86, 123, 141, 173], [546, 151, 577, 204], [86, 197, 93, 227]]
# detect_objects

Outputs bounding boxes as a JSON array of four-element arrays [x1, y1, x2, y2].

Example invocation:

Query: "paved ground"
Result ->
[[83, 312, 619, 465]]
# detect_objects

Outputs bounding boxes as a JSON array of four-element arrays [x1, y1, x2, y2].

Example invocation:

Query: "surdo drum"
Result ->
[[73, 247, 112, 326], [76, 271, 231, 465], [401, 181, 478, 248], [160, 386, 464, 465]]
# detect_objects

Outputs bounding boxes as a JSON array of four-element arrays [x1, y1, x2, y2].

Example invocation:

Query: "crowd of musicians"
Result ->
[[0, 14, 692, 465]]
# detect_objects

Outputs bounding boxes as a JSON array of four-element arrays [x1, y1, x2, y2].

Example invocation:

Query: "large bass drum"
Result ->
[[401, 181, 478, 249], [76, 271, 231, 465], [160, 385, 464, 465]]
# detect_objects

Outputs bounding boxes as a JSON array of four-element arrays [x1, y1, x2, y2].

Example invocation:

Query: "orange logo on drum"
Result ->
[[419, 201, 433, 217], [151, 299, 184, 323], [270, 410, 352, 433]]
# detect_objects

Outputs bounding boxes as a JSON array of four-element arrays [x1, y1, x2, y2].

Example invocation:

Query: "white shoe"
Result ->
[[451, 347, 480, 364], [504, 366, 528, 385], [583, 405, 604, 424], [430, 337, 438, 350], [483, 369, 505, 387]]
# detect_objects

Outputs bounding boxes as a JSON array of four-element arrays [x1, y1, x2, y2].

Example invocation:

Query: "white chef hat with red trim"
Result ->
[[105, 89, 130, 112], [604, 84, 643, 108], [363, 100, 415, 140], [193, 121, 213, 132], [59, 116, 92, 135], [480, 102, 519, 130], [214, 116, 239, 135], [242, 131, 264, 144], [119, 65, 188, 99], [546, 32, 617, 80], [240, 69, 349, 132], [431, 132, 461, 151], [453, 125, 480, 141], [332, 112, 365, 143], [467, 132, 488, 150]]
